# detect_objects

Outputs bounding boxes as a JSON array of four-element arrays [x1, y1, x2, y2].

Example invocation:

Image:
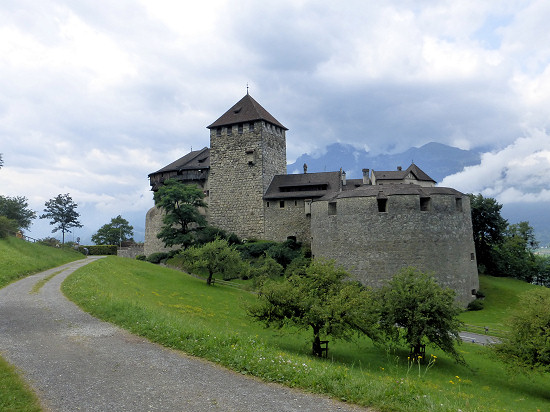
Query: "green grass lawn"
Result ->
[[0, 237, 84, 411], [63, 257, 550, 412], [459, 275, 540, 335], [0, 237, 84, 288]]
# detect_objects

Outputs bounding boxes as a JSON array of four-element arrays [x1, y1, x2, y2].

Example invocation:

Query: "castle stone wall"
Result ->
[[264, 199, 311, 243], [311, 193, 479, 306], [144, 206, 180, 256], [208, 121, 286, 240]]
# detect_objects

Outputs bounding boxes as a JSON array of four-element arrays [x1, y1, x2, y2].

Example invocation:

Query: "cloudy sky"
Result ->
[[1, 0, 550, 244]]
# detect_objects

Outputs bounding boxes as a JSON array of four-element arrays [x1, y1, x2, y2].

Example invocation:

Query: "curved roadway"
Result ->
[[0, 257, 369, 412]]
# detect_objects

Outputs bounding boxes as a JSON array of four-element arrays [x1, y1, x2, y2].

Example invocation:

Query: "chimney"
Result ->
[[397, 166, 402, 171], [341, 170, 346, 186], [362, 168, 370, 185]]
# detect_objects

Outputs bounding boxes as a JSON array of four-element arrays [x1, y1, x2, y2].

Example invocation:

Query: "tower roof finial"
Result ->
[[246, 83, 249, 95]]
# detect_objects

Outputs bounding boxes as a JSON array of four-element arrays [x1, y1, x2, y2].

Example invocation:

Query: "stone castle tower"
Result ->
[[206, 93, 287, 240]]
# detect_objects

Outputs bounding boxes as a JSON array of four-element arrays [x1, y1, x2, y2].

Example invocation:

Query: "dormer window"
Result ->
[[233, 106, 242, 114]]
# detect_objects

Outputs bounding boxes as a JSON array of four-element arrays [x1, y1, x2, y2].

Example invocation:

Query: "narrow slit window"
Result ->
[[249, 122, 254, 131], [377, 198, 387, 212], [279, 200, 285, 208], [227, 125, 232, 135], [216, 127, 221, 136], [328, 202, 337, 216], [238, 123, 243, 134], [456, 197, 463, 212]]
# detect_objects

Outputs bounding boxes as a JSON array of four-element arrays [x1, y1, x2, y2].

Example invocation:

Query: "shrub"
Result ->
[[236, 241, 277, 260], [135, 254, 146, 261], [147, 252, 170, 264], [249, 255, 283, 279], [267, 242, 301, 268], [78, 245, 117, 255], [475, 289, 486, 299], [467, 299, 484, 311]]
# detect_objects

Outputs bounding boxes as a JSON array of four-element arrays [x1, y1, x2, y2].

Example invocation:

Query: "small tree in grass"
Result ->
[[248, 259, 379, 357], [92, 215, 134, 246], [494, 288, 550, 371], [180, 238, 248, 285], [40, 193, 82, 244], [376, 267, 464, 363]]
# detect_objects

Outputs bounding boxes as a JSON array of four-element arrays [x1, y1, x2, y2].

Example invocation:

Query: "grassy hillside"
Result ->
[[0, 237, 84, 288], [459, 275, 540, 333], [63, 257, 550, 412]]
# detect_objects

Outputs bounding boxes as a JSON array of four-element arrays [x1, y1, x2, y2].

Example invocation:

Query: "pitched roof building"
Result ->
[[145, 94, 479, 305]]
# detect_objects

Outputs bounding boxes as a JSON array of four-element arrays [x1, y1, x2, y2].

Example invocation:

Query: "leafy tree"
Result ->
[[179, 238, 248, 285], [469, 194, 508, 273], [91, 215, 134, 245], [495, 288, 550, 371], [0, 195, 36, 231], [39, 193, 82, 244], [248, 259, 379, 357], [0, 216, 19, 238], [153, 180, 207, 248], [493, 227, 539, 281], [376, 267, 464, 363]]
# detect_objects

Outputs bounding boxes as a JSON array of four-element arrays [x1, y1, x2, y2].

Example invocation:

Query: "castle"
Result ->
[[145, 93, 479, 305]]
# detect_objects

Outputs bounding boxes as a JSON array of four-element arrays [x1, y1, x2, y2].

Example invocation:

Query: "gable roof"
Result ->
[[207, 94, 287, 130], [373, 163, 436, 183], [264, 172, 341, 200], [148, 147, 210, 176]]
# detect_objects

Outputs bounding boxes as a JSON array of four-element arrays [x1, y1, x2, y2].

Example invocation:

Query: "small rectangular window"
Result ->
[[294, 200, 298, 206], [227, 125, 232, 135], [266, 201, 270, 208], [456, 197, 463, 212], [420, 197, 431, 211], [328, 202, 337, 215], [279, 200, 285, 208], [377, 198, 387, 212], [216, 127, 221, 136], [249, 122, 254, 131], [470, 253, 475, 261], [238, 123, 243, 134]]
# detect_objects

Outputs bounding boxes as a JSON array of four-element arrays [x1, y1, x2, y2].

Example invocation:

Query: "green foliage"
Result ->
[[248, 259, 379, 356], [0, 195, 36, 231], [236, 240, 277, 260], [0, 216, 19, 238], [467, 299, 484, 311], [39, 193, 82, 244], [146, 252, 170, 264], [78, 245, 117, 255], [135, 254, 146, 261], [469, 193, 508, 273], [194, 225, 241, 246], [266, 239, 302, 268], [62, 256, 550, 411], [248, 255, 283, 279], [0, 237, 83, 288], [154, 180, 207, 248], [494, 287, 550, 371], [91, 215, 134, 245], [179, 238, 248, 284], [376, 267, 464, 363]]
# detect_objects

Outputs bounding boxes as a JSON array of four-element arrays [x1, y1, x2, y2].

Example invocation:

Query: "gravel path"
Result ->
[[0, 257, 371, 412]]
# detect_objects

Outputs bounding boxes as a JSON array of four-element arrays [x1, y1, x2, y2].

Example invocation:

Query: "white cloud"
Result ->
[[1, 0, 550, 242], [440, 129, 550, 203]]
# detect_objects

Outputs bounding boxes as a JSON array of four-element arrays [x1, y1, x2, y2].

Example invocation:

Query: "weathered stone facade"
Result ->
[[264, 198, 312, 242], [208, 121, 286, 240], [310, 188, 479, 305], [145, 93, 479, 305]]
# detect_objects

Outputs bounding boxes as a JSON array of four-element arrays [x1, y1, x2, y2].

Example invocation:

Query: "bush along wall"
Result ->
[[78, 245, 118, 255]]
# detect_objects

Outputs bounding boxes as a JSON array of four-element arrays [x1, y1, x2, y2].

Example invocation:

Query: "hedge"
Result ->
[[78, 245, 118, 255]]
